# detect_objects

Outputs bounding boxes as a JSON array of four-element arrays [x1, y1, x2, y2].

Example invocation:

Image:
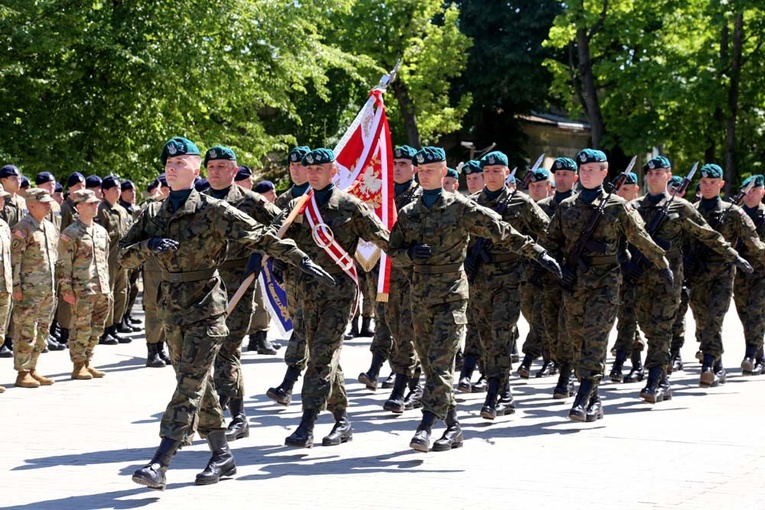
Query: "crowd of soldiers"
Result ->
[[3, 137, 764, 491]]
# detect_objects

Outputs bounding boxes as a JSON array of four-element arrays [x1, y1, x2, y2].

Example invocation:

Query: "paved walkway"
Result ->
[[1, 302, 764, 510]]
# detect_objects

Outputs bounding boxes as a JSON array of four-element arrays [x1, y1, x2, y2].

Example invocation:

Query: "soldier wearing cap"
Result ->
[[254, 180, 277, 203], [124, 137, 334, 490], [0, 185, 12, 366], [616, 171, 640, 201], [0, 164, 28, 227], [623, 157, 750, 402], [10, 188, 58, 389], [443, 167, 459, 192], [546, 148, 670, 422], [35, 172, 62, 232], [688, 163, 764, 387], [271, 147, 389, 449], [53, 182, 63, 205], [96, 175, 133, 344], [463, 160, 484, 194], [85, 175, 103, 200], [234, 165, 253, 190], [57, 189, 111, 380], [61, 172, 86, 230], [19, 176, 30, 197], [734, 174, 765, 375], [389, 146, 561, 451]]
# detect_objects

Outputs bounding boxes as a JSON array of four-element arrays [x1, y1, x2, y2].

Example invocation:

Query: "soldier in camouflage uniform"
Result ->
[[272, 148, 389, 449], [11, 189, 58, 389], [0, 185, 12, 389], [546, 149, 670, 422], [119, 180, 144, 331], [389, 146, 561, 452], [666, 175, 689, 372], [202, 145, 282, 441], [57, 190, 111, 381], [688, 163, 765, 388], [466, 151, 551, 420], [266, 146, 312, 406], [123, 137, 334, 490], [625, 157, 750, 402], [734, 174, 765, 375]]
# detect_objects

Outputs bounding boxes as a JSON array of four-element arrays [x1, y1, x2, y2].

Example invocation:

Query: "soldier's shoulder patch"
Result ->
[[60, 233, 70, 243], [12, 229, 26, 239]]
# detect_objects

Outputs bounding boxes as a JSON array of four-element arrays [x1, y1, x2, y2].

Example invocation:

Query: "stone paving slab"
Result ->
[[1, 303, 764, 510]]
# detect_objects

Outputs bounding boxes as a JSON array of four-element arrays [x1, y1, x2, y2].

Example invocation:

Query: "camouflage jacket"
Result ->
[[47, 200, 62, 232], [56, 219, 110, 296], [275, 184, 310, 209], [691, 197, 765, 265], [546, 189, 667, 275], [11, 214, 57, 295], [2, 194, 27, 227], [390, 180, 422, 284], [388, 191, 545, 305], [0, 219, 12, 294], [119, 199, 141, 221], [60, 197, 78, 231], [538, 191, 578, 218], [739, 203, 765, 271], [119, 189, 308, 326]]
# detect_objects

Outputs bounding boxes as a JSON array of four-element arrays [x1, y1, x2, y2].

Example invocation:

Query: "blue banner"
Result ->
[[259, 259, 293, 337]]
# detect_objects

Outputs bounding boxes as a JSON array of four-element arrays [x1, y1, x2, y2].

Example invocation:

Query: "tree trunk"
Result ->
[[724, 12, 744, 197], [576, 27, 605, 149], [392, 81, 421, 148]]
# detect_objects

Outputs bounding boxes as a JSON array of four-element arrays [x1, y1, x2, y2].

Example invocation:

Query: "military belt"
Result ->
[[218, 258, 249, 271], [413, 263, 463, 274], [160, 267, 219, 283]]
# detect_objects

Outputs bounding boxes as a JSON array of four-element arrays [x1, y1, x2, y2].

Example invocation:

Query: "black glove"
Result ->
[[464, 255, 478, 277], [659, 266, 674, 288], [148, 238, 179, 252], [538, 252, 563, 280], [621, 261, 642, 282], [241, 252, 263, 283], [407, 244, 432, 263], [734, 255, 754, 274], [560, 267, 576, 290], [271, 258, 287, 284], [299, 257, 336, 287]]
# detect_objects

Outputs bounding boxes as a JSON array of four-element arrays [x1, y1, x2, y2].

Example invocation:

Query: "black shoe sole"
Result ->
[[568, 412, 587, 422], [266, 389, 291, 407], [285, 439, 313, 448], [132, 474, 166, 491], [383, 402, 405, 414], [322, 435, 352, 446], [194, 467, 237, 485], [410, 440, 429, 453], [358, 373, 378, 391], [432, 440, 463, 452]]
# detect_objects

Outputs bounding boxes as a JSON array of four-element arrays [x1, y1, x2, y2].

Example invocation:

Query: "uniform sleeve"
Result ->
[[353, 202, 389, 252], [10, 224, 28, 291], [735, 206, 765, 256], [619, 202, 668, 269], [118, 209, 153, 270], [682, 204, 738, 261], [465, 201, 545, 260], [248, 196, 282, 226], [56, 230, 75, 296], [387, 217, 411, 267], [521, 199, 551, 240]]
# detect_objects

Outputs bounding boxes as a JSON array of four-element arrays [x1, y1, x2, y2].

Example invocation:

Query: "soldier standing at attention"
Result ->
[[546, 149, 670, 422], [57, 190, 111, 381], [11, 189, 58, 388], [0, 185, 12, 387], [122, 137, 334, 490], [463, 160, 484, 195], [388, 146, 561, 451]]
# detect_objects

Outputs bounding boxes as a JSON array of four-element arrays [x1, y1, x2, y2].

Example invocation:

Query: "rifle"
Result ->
[[520, 154, 545, 190], [560, 156, 636, 292], [624, 163, 698, 282], [465, 154, 543, 283]]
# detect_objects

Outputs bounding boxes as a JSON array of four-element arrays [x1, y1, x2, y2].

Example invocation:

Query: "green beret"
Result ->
[[531, 168, 551, 182], [700, 163, 723, 179], [742, 174, 764, 189], [644, 155, 671, 171], [668, 175, 684, 189], [288, 146, 311, 164], [394, 145, 417, 160], [204, 145, 236, 167], [161, 137, 200, 165], [552, 157, 577, 172], [302, 148, 335, 166], [413, 146, 446, 166], [577, 148, 607, 164], [462, 160, 483, 175], [480, 151, 509, 168], [624, 172, 638, 185], [446, 168, 459, 179]]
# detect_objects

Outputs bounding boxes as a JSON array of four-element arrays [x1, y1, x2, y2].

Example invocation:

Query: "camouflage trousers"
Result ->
[[412, 299, 467, 420], [160, 315, 229, 442], [68, 293, 111, 364], [734, 269, 765, 351], [563, 268, 620, 380], [12, 292, 56, 372], [613, 280, 644, 355], [282, 277, 308, 370], [297, 272, 354, 412], [384, 271, 419, 378], [688, 263, 734, 360], [125, 267, 140, 318], [370, 301, 393, 358], [106, 265, 128, 327], [464, 322, 481, 358], [143, 269, 165, 345], [634, 260, 683, 370], [520, 277, 546, 359], [469, 264, 522, 380], [247, 281, 270, 334], [671, 280, 690, 352], [541, 276, 571, 363], [0, 291, 10, 338], [358, 266, 376, 318]]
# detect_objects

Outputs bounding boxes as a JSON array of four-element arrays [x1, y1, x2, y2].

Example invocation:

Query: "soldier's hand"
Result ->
[[464, 255, 478, 277], [271, 258, 287, 284], [63, 293, 76, 305], [299, 257, 336, 287], [148, 237, 179, 252], [241, 252, 264, 283], [734, 255, 754, 274], [12, 290, 21, 302], [538, 252, 563, 280], [659, 266, 674, 288], [407, 244, 432, 263]]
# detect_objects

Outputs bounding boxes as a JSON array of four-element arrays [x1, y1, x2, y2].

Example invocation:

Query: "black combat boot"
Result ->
[[659, 370, 672, 400], [404, 377, 423, 411], [609, 350, 627, 382], [669, 348, 683, 374], [498, 380, 516, 413], [536, 358, 557, 378], [0, 336, 12, 358], [117, 317, 136, 334], [457, 354, 477, 392], [699, 354, 719, 388], [344, 315, 360, 339], [741, 345, 760, 375], [433, 406, 463, 452], [322, 409, 353, 446], [472, 374, 488, 393], [568, 378, 595, 421], [480, 378, 507, 420], [132, 437, 182, 490], [58, 328, 70, 347], [285, 408, 318, 448], [146, 343, 165, 368], [553, 362, 575, 399], [410, 411, 438, 453], [46, 335, 65, 351], [267, 366, 301, 406], [249, 331, 277, 355], [109, 325, 131, 344], [381, 371, 395, 389], [585, 383, 604, 422], [359, 316, 374, 337], [358, 351, 386, 391], [157, 342, 172, 365], [623, 347, 644, 383], [383, 373, 408, 414], [713, 358, 727, 385], [517, 354, 533, 379], [225, 398, 249, 441], [195, 430, 236, 485], [639, 366, 665, 404], [127, 314, 143, 326]]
